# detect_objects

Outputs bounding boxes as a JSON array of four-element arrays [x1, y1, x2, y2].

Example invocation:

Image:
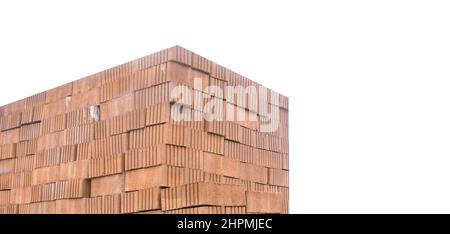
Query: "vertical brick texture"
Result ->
[[0, 45, 289, 214]]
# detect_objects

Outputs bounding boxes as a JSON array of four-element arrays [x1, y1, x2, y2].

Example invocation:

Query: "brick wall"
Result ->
[[0, 45, 289, 214]]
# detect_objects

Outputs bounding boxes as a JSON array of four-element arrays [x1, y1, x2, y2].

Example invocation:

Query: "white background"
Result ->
[[1, 0, 450, 214]]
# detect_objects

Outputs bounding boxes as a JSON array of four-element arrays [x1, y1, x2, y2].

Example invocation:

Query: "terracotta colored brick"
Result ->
[[268, 168, 289, 187], [221, 176, 243, 186], [171, 109, 205, 131], [40, 113, 67, 135], [120, 191, 138, 213], [66, 123, 95, 145], [88, 153, 124, 178], [249, 182, 280, 193], [226, 72, 258, 112], [41, 99, 67, 119], [143, 63, 167, 86], [37, 131, 66, 152], [85, 195, 103, 214], [0, 112, 21, 131], [279, 137, 289, 154], [31, 182, 56, 202], [163, 206, 246, 214], [203, 152, 240, 178], [34, 148, 61, 169], [72, 74, 101, 96], [211, 62, 228, 81], [166, 62, 193, 88], [55, 198, 86, 214], [167, 45, 193, 66], [58, 160, 88, 181], [124, 165, 203, 191], [26, 139, 38, 155], [164, 145, 203, 169], [10, 172, 31, 189], [100, 63, 133, 84], [240, 126, 256, 147], [86, 193, 121, 214], [205, 120, 226, 136], [129, 124, 190, 149], [31, 165, 60, 185], [246, 191, 283, 214], [166, 166, 203, 187], [31, 105, 44, 123], [0, 190, 10, 205], [100, 93, 135, 120], [252, 148, 283, 169], [264, 134, 281, 152], [55, 179, 90, 199], [99, 77, 132, 103], [203, 171, 223, 184], [15, 141, 28, 157], [161, 182, 246, 211], [188, 128, 206, 150], [203, 133, 224, 155], [10, 187, 31, 204], [93, 120, 111, 139], [46, 83, 73, 104], [145, 102, 171, 126], [191, 52, 212, 74], [165, 124, 192, 147], [239, 162, 268, 184], [89, 133, 128, 158], [121, 187, 160, 213], [134, 82, 185, 108], [110, 109, 146, 135], [224, 140, 253, 162], [0, 143, 16, 160], [167, 62, 209, 90], [130, 66, 156, 91], [124, 145, 203, 171], [0, 204, 17, 214], [35, 182, 52, 203], [0, 128, 20, 145], [76, 142, 91, 160], [14, 155, 33, 172], [90, 174, 124, 197], [124, 166, 167, 191], [20, 108, 34, 125], [136, 187, 161, 211], [124, 147, 162, 171], [59, 145, 77, 163], [225, 121, 242, 142], [9, 187, 32, 204], [18, 202, 43, 214], [135, 210, 162, 214], [190, 68, 210, 91], [66, 107, 97, 128], [279, 186, 290, 199], [132, 49, 167, 71], [208, 77, 227, 99], [282, 153, 289, 170], [0, 159, 15, 174], [69, 88, 100, 110]]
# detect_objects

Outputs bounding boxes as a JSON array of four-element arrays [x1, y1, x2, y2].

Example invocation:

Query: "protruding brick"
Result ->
[[246, 191, 283, 214], [90, 174, 124, 197], [161, 182, 246, 211]]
